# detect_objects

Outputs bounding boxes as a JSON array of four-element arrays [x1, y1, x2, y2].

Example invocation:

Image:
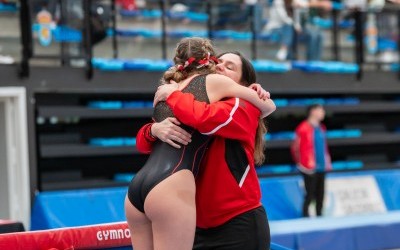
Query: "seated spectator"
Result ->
[[294, 0, 332, 61], [264, 0, 298, 61]]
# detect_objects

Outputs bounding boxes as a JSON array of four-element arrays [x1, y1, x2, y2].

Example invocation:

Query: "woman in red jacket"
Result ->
[[136, 51, 273, 250], [291, 104, 332, 217]]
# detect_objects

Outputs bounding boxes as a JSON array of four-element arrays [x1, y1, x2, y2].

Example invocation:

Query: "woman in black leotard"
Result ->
[[124, 38, 275, 250]]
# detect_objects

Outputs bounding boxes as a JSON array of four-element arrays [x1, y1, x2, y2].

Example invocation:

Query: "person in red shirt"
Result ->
[[136, 51, 273, 250], [291, 104, 332, 217]]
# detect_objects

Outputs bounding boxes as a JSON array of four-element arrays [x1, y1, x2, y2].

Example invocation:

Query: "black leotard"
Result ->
[[127, 75, 211, 213]]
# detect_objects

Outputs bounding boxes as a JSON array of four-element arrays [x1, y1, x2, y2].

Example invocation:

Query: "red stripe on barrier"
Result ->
[[0, 222, 131, 250]]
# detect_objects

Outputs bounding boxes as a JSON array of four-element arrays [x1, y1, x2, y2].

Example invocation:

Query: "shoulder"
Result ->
[[205, 74, 233, 85], [296, 120, 310, 132]]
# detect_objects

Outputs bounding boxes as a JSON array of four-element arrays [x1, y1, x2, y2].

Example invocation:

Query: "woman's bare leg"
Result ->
[[145, 170, 196, 250], [124, 195, 153, 250]]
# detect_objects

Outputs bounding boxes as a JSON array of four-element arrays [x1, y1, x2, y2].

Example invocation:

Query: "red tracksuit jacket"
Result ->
[[291, 120, 332, 173], [136, 91, 262, 228]]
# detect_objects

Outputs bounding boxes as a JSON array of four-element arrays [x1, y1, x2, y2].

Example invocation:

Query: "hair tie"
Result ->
[[209, 56, 219, 64], [178, 57, 196, 71], [197, 52, 218, 68]]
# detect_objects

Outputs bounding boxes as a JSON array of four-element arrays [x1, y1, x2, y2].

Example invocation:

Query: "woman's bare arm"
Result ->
[[206, 74, 276, 117]]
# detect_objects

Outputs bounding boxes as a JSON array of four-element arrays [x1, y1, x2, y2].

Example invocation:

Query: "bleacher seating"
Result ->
[[0, 2, 17, 13]]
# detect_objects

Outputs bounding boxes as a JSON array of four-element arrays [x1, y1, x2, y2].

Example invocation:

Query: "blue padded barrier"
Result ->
[[292, 61, 359, 73], [105, 243, 290, 250], [354, 223, 400, 250], [31, 171, 400, 224], [271, 234, 296, 250], [261, 170, 400, 222], [30, 169, 400, 249], [31, 187, 128, 230], [373, 171, 400, 211], [270, 242, 293, 250], [270, 211, 400, 250], [260, 176, 304, 220], [296, 227, 356, 250]]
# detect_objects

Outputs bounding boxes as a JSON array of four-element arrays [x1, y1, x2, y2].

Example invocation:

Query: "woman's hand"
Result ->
[[248, 83, 275, 118], [151, 117, 192, 149], [153, 81, 179, 107], [249, 83, 270, 101]]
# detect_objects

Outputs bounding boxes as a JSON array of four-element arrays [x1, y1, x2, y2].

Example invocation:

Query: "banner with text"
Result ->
[[324, 176, 387, 217]]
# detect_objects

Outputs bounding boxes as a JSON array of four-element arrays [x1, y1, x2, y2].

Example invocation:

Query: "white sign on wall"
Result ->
[[324, 176, 387, 217]]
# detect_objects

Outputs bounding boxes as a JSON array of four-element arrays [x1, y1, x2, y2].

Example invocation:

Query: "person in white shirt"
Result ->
[[264, 0, 298, 60]]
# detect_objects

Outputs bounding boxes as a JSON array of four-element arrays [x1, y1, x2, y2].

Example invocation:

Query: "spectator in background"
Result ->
[[294, 0, 332, 61], [264, 0, 298, 60], [291, 104, 332, 217]]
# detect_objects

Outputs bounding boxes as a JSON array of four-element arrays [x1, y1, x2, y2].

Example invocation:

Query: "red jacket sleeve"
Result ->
[[291, 131, 301, 164], [136, 122, 156, 154], [166, 91, 261, 142]]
